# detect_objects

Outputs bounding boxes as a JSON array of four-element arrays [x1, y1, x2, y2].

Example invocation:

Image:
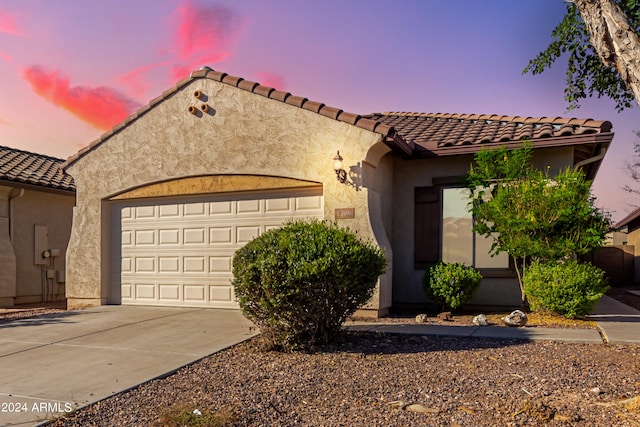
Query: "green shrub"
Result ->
[[524, 260, 609, 318], [424, 262, 482, 310], [232, 220, 386, 351]]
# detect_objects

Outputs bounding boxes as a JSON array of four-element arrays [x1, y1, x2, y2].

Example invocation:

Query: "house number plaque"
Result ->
[[335, 208, 355, 219]]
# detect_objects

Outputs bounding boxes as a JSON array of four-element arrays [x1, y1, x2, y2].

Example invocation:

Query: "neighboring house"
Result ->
[[0, 146, 75, 307], [61, 67, 614, 316], [613, 208, 640, 283]]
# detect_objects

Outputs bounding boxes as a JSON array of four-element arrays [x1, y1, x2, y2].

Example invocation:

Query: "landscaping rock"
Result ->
[[472, 314, 488, 326], [502, 310, 528, 327], [436, 311, 452, 321], [415, 314, 429, 323]]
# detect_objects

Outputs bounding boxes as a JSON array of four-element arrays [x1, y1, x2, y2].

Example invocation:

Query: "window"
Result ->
[[415, 186, 509, 269]]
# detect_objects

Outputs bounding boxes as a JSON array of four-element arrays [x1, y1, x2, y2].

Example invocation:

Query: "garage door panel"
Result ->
[[135, 257, 155, 272], [159, 229, 180, 245], [209, 227, 233, 244], [134, 229, 155, 245], [119, 189, 323, 308], [134, 284, 156, 299], [265, 197, 291, 212], [135, 206, 156, 219], [122, 257, 132, 272], [237, 199, 260, 214], [159, 284, 180, 301], [209, 201, 233, 215], [236, 225, 261, 243], [183, 285, 206, 302], [209, 286, 232, 302], [184, 202, 206, 216], [210, 256, 232, 273], [183, 228, 206, 245], [159, 204, 180, 217], [296, 195, 323, 210], [183, 257, 206, 273], [122, 283, 132, 299], [159, 257, 180, 272], [122, 230, 132, 246]]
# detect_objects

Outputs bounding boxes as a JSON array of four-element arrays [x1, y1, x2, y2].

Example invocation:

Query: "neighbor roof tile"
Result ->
[[0, 145, 75, 192]]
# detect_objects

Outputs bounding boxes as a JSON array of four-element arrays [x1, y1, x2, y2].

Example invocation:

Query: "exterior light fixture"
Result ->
[[333, 151, 347, 183], [332, 151, 359, 190]]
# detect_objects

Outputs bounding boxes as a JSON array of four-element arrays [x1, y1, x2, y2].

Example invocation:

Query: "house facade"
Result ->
[[62, 67, 614, 316], [0, 146, 75, 307]]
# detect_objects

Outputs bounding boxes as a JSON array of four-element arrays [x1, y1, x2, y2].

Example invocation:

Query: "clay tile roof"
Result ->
[[363, 112, 613, 151], [319, 106, 343, 120], [285, 95, 308, 108], [302, 100, 324, 113], [0, 145, 75, 192], [61, 67, 614, 170]]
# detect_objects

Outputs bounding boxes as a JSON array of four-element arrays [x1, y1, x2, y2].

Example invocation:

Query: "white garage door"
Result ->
[[117, 188, 324, 308]]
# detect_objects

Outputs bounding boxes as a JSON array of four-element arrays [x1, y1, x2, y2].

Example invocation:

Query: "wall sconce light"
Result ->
[[332, 151, 359, 190]]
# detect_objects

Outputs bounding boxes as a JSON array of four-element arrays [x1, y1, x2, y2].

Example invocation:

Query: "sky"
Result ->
[[0, 0, 638, 221]]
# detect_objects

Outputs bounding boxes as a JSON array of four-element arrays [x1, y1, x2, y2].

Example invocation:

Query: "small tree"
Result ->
[[466, 142, 611, 307]]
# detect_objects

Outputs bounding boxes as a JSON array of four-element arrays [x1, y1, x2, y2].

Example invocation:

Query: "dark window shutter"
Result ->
[[415, 186, 440, 267]]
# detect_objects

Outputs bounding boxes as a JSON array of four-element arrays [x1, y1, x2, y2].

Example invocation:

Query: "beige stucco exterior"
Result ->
[[0, 185, 74, 306], [390, 146, 576, 308], [65, 77, 393, 315]]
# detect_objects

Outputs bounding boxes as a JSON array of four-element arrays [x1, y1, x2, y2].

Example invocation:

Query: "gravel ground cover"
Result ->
[[49, 332, 640, 426], [3, 291, 640, 426]]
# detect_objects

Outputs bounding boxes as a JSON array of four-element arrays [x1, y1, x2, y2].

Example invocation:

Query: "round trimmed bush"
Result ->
[[232, 220, 386, 351], [424, 262, 482, 311], [524, 260, 609, 318]]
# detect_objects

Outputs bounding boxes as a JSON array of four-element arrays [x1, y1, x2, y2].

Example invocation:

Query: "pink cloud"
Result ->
[[22, 66, 141, 130], [256, 72, 285, 91], [118, 62, 172, 97], [0, 50, 12, 63], [0, 10, 23, 36], [167, 1, 242, 80], [174, 2, 240, 60]]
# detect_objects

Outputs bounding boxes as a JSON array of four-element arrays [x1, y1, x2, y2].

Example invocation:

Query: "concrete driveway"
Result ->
[[0, 306, 255, 426]]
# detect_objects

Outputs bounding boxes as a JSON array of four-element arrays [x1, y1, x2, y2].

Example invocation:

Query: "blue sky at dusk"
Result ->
[[0, 0, 638, 220]]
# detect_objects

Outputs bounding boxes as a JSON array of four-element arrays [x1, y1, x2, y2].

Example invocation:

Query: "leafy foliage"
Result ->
[[524, 260, 609, 318], [467, 142, 611, 305], [424, 262, 482, 311], [232, 219, 386, 352], [523, 1, 640, 112]]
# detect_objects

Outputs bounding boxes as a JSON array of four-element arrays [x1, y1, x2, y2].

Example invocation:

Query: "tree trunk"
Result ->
[[573, 0, 640, 106]]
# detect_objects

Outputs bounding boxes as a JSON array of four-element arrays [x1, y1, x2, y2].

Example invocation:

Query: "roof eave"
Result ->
[[384, 132, 414, 157], [0, 179, 76, 195], [424, 132, 613, 157]]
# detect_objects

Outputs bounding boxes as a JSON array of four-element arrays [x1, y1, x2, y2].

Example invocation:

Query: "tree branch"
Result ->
[[573, 0, 640, 106]]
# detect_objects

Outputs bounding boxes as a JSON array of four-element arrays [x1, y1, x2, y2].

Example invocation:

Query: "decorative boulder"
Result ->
[[415, 314, 429, 323], [473, 314, 488, 326], [437, 311, 452, 321], [502, 310, 528, 327]]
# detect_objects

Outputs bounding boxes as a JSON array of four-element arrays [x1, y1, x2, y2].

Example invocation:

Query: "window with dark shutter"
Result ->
[[414, 186, 440, 268]]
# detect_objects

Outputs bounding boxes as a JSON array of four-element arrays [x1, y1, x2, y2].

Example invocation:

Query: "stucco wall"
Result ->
[[0, 186, 74, 306], [65, 78, 390, 313], [392, 146, 575, 309], [0, 187, 16, 306], [11, 189, 74, 304]]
